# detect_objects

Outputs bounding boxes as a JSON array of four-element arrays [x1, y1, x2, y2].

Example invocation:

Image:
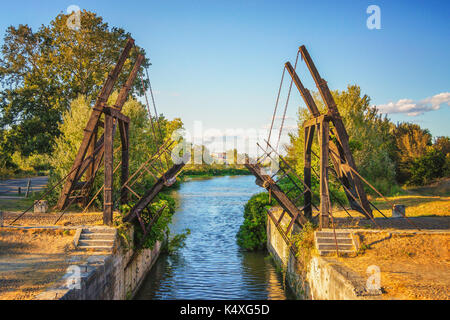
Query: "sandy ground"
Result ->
[[0, 228, 94, 300], [3, 211, 109, 227], [338, 231, 450, 300]]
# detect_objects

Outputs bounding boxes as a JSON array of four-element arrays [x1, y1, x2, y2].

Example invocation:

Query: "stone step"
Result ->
[[78, 240, 114, 247], [316, 237, 353, 245], [80, 233, 115, 240], [318, 250, 355, 256], [77, 246, 113, 252], [317, 244, 354, 251], [82, 228, 116, 235], [316, 231, 351, 238]]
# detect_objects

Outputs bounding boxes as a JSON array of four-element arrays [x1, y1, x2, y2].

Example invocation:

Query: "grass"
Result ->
[[0, 197, 36, 212], [371, 195, 450, 218], [331, 178, 450, 219]]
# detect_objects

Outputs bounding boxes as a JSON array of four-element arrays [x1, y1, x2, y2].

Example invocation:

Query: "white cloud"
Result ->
[[376, 92, 450, 116]]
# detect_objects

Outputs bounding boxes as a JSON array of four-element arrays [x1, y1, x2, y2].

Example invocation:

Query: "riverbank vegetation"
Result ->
[[238, 85, 449, 251], [236, 192, 276, 251], [182, 165, 250, 178]]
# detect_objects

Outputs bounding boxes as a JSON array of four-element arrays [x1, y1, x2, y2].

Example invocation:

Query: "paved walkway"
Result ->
[[0, 176, 48, 196]]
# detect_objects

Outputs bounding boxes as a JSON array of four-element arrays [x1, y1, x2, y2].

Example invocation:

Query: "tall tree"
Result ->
[[0, 10, 149, 160], [392, 122, 433, 183]]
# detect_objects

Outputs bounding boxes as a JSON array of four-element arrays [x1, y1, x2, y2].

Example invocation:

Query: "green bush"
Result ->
[[408, 149, 447, 186], [236, 192, 276, 251]]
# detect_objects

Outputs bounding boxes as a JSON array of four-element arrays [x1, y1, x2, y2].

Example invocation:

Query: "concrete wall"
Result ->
[[267, 211, 382, 300], [36, 226, 164, 300]]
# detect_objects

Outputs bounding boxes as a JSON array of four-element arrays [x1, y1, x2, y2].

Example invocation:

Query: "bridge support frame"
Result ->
[[304, 115, 332, 229]]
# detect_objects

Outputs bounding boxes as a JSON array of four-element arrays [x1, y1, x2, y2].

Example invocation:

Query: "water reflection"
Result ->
[[135, 176, 295, 300]]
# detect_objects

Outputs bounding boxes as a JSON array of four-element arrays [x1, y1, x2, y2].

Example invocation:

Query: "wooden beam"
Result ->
[[104, 114, 114, 226], [304, 125, 315, 219], [122, 162, 187, 224], [285, 61, 321, 117], [245, 163, 309, 227], [303, 114, 333, 128], [96, 106, 131, 123], [119, 120, 129, 205], [319, 121, 330, 229]]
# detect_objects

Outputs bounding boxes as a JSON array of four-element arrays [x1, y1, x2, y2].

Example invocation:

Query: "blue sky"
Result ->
[[1, 0, 449, 153]]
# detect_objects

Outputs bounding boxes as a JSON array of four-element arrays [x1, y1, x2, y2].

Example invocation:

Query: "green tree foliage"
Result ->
[[0, 10, 149, 160], [286, 85, 396, 195], [408, 148, 447, 186], [392, 122, 433, 184], [236, 192, 276, 251]]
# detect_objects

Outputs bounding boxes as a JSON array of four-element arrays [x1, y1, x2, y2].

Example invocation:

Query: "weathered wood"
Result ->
[[119, 120, 129, 205], [299, 45, 373, 218], [303, 114, 332, 128], [285, 62, 321, 117], [99, 106, 131, 123], [123, 161, 187, 224], [245, 163, 308, 227], [104, 114, 114, 226], [304, 125, 315, 219], [56, 39, 134, 210], [319, 121, 330, 229]]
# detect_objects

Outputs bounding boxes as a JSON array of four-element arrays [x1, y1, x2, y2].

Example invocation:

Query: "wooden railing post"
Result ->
[[120, 120, 130, 205], [319, 120, 330, 229], [104, 114, 114, 226], [304, 125, 315, 219]]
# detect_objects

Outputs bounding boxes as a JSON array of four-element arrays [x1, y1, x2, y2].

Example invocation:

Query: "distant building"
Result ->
[[211, 152, 227, 164]]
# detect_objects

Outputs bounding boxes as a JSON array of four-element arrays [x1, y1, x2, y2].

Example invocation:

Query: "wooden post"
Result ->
[[104, 114, 114, 226], [25, 179, 31, 198], [119, 120, 129, 205], [304, 125, 315, 219], [319, 121, 330, 229]]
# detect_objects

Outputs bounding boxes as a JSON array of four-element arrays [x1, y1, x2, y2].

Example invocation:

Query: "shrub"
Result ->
[[236, 192, 276, 251], [408, 149, 446, 186]]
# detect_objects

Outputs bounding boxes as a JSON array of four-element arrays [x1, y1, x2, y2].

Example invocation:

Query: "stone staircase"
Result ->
[[75, 227, 116, 252], [315, 229, 358, 256]]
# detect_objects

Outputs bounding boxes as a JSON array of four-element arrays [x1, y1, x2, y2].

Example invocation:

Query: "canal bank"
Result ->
[[266, 209, 382, 300], [35, 226, 166, 300]]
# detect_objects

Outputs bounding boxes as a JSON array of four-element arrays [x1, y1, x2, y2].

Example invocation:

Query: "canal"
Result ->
[[135, 175, 295, 300]]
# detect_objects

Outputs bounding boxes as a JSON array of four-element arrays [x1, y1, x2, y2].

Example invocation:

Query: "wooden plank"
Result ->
[[56, 39, 134, 210], [299, 45, 373, 219], [120, 120, 129, 205], [104, 114, 114, 226], [319, 121, 330, 229], [304, 125, 315, 219], [245, 163, 308, 226], [99, 106, 131, 123], [285, 62, 321, 117], [123, 162, 187, 223], [303, 114, 332, 128]]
